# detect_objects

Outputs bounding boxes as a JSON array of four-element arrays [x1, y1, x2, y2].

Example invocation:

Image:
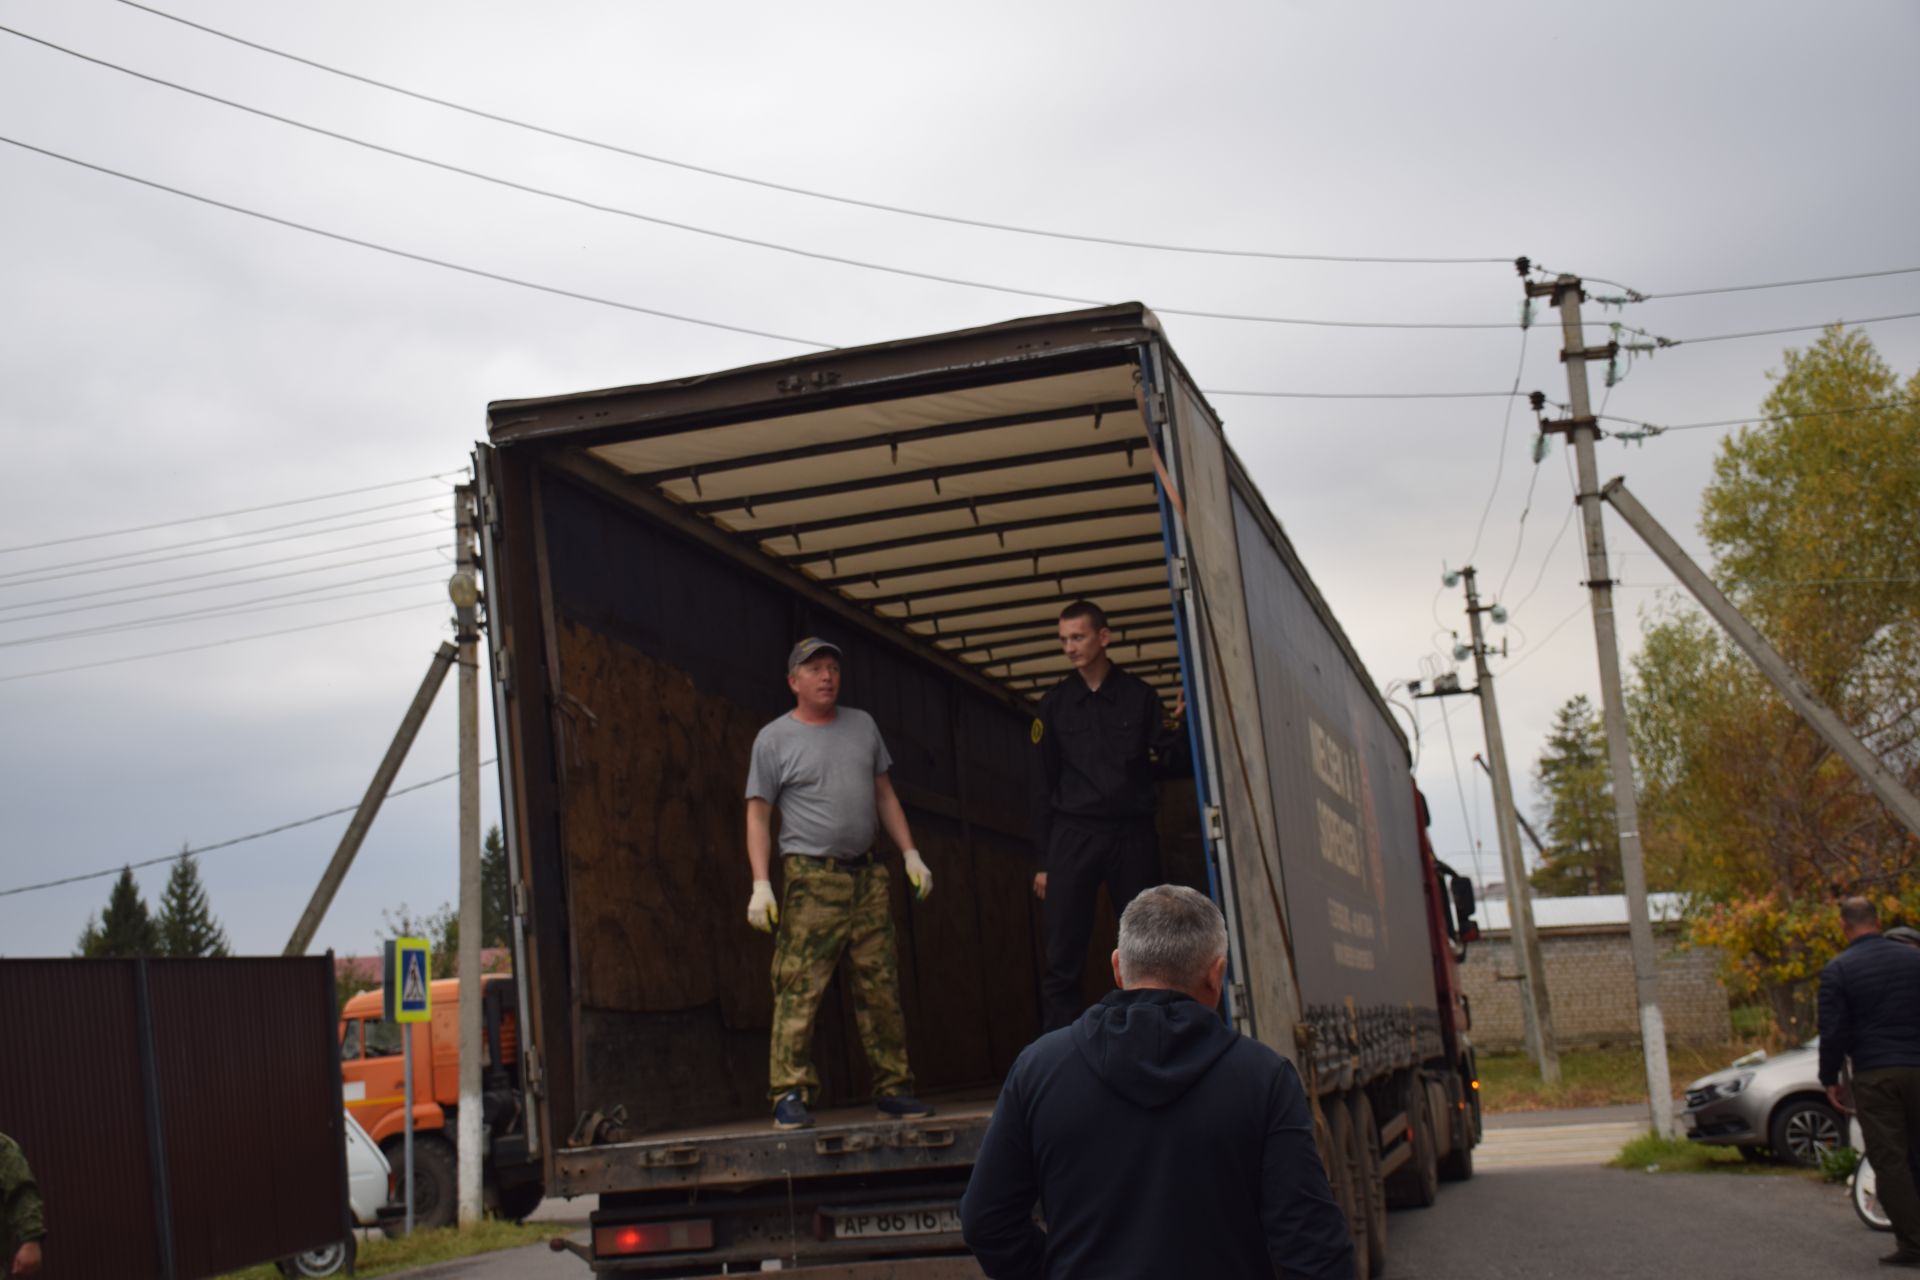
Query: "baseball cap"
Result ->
[[786, 637, 844, 673]]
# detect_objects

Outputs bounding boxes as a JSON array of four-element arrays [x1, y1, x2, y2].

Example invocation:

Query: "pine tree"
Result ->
[[1527, 696, 1622, 896], [76, 866, 160, 957], [481, 824, 512, 949], [156, 851, 230, 958]]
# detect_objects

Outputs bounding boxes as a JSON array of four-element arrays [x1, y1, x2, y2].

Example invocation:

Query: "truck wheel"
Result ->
[[1348, 1093, 1387, 1279], [1437, 1078, 1474, 1182], [1326, 1101, 1371, 1280], [1385, 1077, 1439, 1210], [381, 1136, 459, 1235], [491, 1180, 546, 1223]]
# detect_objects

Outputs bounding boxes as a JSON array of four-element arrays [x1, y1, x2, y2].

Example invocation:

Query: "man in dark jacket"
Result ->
[[960, 884, 1354, 1280], [1818, 897, 1920, 1267], [1030, 599, 1189, 1031]]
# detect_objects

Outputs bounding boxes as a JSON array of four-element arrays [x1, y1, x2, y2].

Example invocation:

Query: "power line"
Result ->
[[0, 469, 456, 555], [15, 575, 449, 645], [0, 567, 446, 647], [0, 545, 445, 625], [1596, 265, 1920, 304], [1503, 600, 1587, 675], [1, 25, 1524, 334], [0, 493, 448, 582], [0, 599, 446, 684], [1203, 388, 1522, 401], [0, 524, 448, 609], [112, 0, 1513, 267], [1510, 448, 1580, 620], [1462, 326, 1533, 566], [0, 758, 493, 899], [1621, 311, 1920, 350], [1599, 398, 1920, 437], [0, 134, 837, 350], [1434, 697, 1488, 896]]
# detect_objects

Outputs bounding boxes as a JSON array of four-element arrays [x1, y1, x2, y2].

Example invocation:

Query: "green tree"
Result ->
[[1527, 696, 1622, 896], [481, 824, 512, 949], [383, 902, 457, 978], [155, 851, 230, 958], [76, 866, 160, 958], [1629, 326, 1920, 1035]]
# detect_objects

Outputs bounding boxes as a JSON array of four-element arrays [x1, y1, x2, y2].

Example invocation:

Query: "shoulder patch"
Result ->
[[1030, 718, 1045, 744]]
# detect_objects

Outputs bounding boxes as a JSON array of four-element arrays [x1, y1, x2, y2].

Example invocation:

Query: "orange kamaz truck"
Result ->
[[338, 973, 544, 1229]]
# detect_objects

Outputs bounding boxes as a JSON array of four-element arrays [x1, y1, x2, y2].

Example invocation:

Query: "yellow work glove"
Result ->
[[747, 879, 778, 932], [903, 849, 933, 902]]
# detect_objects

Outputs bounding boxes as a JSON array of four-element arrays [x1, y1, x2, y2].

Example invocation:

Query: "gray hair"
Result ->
[[1117, 885, 1228, 989]]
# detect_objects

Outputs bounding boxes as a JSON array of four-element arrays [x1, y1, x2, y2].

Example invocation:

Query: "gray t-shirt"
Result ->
[[745, 706, 894, 860]]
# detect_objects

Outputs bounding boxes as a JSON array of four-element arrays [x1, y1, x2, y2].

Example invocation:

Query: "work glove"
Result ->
[[747, 879, 778, 932], [903, 849, 933, 902]]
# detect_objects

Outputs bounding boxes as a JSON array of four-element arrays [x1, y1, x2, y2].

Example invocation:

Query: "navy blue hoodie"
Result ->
[[960, 988, 1355, 1279]]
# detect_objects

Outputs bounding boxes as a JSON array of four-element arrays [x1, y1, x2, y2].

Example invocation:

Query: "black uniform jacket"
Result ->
[[1029, 664, 1188, 865], [960, 988, 1356, 1280], [1817, 933, 1920, 1086]]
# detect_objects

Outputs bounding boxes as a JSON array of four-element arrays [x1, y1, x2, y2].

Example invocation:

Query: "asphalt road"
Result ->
[[396, 1108, 1893, 1277]]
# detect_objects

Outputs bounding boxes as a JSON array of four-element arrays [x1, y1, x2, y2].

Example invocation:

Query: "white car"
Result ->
[[280, 1112, 392, 1278]]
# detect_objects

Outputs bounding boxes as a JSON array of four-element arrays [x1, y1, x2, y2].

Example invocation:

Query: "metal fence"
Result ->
[[0, 956, 349, 1279]]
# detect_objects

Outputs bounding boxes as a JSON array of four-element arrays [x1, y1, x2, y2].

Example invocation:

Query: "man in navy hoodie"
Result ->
[[960, 884, 1354, 1279], [1818, 897, 1920, 1268]]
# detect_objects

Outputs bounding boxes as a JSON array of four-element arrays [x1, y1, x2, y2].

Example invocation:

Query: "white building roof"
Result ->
[[1478, 892, 1688, 934]]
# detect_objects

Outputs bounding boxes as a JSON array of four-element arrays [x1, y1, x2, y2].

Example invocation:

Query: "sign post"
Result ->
[[384, 937, 433, 1234]]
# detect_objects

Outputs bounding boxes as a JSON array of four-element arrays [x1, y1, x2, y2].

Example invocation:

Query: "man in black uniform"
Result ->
[[1030, 599, 1188, 1032]]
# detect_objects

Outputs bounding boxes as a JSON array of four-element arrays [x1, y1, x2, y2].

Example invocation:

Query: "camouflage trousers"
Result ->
[[768, 856, 913, 1105]]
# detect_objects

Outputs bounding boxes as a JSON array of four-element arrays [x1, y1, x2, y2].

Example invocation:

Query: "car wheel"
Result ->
[[1768, 1098, 1843, 1168], [277, 1236, 353, 1278]]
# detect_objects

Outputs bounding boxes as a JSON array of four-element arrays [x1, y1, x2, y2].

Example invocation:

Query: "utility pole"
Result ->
[[451, 484, 484, 1227], [1526, 271, 1675, 1137], [1459, 566, 1560, 1083]]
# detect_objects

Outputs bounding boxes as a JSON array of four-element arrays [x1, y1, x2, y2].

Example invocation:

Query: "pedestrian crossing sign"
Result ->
[[383, 937, 432, 1024]]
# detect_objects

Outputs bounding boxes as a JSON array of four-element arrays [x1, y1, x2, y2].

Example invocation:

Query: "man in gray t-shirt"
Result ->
[[744, 637, 935, 1131]]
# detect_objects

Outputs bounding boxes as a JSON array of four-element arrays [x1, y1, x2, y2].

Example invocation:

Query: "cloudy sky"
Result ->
[[2, 0, 1915, 958]]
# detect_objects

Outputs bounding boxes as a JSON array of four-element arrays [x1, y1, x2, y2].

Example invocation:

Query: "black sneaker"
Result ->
[[1880, 1249, 1920, 1269], [875, 1093, 933, 1119], [773, 1091, 814, 1130]]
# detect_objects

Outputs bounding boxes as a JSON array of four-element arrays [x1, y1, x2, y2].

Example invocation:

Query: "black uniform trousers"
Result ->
[[1040, 818, 1162, 1032]]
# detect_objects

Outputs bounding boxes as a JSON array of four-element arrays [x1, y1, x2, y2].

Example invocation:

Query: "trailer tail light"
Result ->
[[593, 1220, 715, 1257]]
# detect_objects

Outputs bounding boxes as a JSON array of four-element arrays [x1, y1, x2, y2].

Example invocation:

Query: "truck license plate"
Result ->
[[831, 1205, 962, 1239]]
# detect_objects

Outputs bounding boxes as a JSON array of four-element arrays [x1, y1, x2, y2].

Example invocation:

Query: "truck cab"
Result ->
[[338, 973, 543, 1227]]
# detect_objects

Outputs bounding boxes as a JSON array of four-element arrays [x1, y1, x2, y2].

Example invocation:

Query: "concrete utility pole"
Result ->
[[1460, 566, 1560, 1083], [1601, 479, 1920, 846], [452, 484, 484, 1228], [1528, 272, 1675, 1136], [285, 642, 457, 957]]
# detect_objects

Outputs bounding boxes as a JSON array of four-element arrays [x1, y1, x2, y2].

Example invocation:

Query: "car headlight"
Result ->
[[1721, 1072, 1755, 1096]]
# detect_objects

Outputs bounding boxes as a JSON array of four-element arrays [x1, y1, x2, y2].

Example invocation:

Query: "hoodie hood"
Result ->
[[1071, 988, 1239, 1109]]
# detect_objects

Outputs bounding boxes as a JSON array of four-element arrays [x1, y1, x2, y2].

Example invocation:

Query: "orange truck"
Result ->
[[338, 972, 544, 1228]]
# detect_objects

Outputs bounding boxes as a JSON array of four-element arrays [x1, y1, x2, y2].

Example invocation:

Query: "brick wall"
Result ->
[[1458, 926, 1730, 1052]]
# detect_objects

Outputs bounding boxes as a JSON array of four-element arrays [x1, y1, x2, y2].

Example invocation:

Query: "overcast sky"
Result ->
[[2, 0, 1916, 959]]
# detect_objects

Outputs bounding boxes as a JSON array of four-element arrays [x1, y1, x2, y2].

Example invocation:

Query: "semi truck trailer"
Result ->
[[476, 303, 1481, 1276]]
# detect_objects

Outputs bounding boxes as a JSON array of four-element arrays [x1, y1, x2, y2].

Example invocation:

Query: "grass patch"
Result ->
[[1608, 1131, 1812, 1177], [216, 1219, 559, 1279], [1479, 1039, 1767, 1113]]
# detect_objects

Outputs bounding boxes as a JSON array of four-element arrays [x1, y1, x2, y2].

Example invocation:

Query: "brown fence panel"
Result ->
[[0, 957, 347, 1280], [0, 959, 161, 1278]]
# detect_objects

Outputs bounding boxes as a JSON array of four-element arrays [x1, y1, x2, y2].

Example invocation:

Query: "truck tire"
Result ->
[[491, 1179, 546, 1223], [1326, 1101, 1370, 1280], [1385, 1077, 1440, 1210], [1349, 1093, 1387, 1279], [381, 1135, 458, 1235]]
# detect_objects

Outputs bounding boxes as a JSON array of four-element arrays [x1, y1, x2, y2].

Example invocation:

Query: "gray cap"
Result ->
[[786, 636, 844, 673]]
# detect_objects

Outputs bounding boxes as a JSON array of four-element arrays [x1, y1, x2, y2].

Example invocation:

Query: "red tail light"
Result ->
[[593, 1220, 715, 1257]]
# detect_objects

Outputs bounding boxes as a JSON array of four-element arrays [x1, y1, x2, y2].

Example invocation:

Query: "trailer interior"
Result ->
[[483, 307, 1218, 1192]]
